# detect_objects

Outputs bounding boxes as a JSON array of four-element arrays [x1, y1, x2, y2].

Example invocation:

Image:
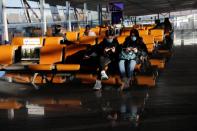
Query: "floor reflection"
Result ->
[[0, 88, 149, 129]]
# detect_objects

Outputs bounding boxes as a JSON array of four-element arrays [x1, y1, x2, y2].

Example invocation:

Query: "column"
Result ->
[[66, 1, 71, 31], [40, 0, 47, 36], [0, 0, 2, 43], [1, 0, 9, 44], [97, 4, 102, 26]]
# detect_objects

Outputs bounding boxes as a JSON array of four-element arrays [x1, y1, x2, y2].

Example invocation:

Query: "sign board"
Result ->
[[26, 104, 45, 116], [109, 2, 124, 12], [21, 38, 42, 60], [23, 38, 41, 45]]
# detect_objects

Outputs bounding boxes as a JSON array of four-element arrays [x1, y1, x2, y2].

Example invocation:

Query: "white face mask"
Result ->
[[132, 36, 137, 41], [107, 38, 113, 43]]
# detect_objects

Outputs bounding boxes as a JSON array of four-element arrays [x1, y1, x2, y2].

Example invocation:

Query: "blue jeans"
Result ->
[[119, 59, 136, 78]]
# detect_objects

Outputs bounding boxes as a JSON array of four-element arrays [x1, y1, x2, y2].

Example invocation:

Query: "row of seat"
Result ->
[[122, 28, 164, 43], [1, 27, 165, 67], [0, 25, 168, 87]]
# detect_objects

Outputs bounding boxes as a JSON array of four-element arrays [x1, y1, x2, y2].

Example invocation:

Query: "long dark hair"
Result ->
[[130, 28, 140, 38], [105, 29, 115, 37]]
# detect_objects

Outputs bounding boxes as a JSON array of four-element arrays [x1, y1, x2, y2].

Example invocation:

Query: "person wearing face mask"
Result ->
[[93, 29, 120, 90], [118, 29, 140, 90]]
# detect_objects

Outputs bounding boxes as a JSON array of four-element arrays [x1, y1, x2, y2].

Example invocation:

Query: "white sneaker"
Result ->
[[93, 80, 102, 90], [7, 77, 13, 83], [101, 70, 109, 80]]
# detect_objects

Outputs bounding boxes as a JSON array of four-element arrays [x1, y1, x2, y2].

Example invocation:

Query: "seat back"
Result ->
[[97, 36, 105, 44], [65, 44, 87, 58], [44, 37, 63, 46], [11, 37, 24, 46], [141, 35, 155, 53], [65, 32, 79, 42], [39, 45, 64, 64], [100, 28, 107, 36], [141, 35, 154, 44], [79, 36, 97, 46], [138, 29, 148, 37], [121, 30, 130, 36], [150, 29, 164, 42], [0, 45, 17, 64], [117, 35, 127, 45]]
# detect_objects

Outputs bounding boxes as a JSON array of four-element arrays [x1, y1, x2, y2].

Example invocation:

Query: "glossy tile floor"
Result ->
[[0, 29, 197, 131]]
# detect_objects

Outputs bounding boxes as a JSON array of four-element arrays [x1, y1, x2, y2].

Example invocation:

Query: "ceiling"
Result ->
[[32, 0, 197, 16]]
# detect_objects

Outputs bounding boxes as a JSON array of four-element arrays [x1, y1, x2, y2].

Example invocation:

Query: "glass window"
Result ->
[[57, 5, 66, 21], [26, 0, 40, 8], [6, 0, 23, 7], [7, 9, 27, 23]]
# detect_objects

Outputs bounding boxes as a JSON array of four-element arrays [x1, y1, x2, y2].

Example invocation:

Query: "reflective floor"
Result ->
[[0, 30, 197, 131], [0, 84, 148, 130]]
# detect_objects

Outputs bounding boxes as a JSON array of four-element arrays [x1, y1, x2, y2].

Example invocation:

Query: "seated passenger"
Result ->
[[163, 18, 173, 49], [93, 29, 120, 90], [118, 29, 139, 90], [151, 19, 163, 30], [53, 25, 64, 37], [137, 37, 149, 63], [53, 25, 74, 45], [84, 25, 96, 36], [163, 17, 173, 35], [137, 36, 150, 73]]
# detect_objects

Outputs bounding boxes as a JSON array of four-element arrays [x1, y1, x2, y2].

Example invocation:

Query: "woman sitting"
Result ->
[[118, 29, 141, 90]]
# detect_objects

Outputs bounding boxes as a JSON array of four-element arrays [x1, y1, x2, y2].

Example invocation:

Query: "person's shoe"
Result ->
[[101, 70, 109, 80], [128, 78, 133, 87], [119, 82, 125, 91], [93, 80, 102, 90], [118, 77, 128, 91]]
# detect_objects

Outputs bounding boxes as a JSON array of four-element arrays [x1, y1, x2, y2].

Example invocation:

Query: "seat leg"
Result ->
[[31, 73, 39, 90]]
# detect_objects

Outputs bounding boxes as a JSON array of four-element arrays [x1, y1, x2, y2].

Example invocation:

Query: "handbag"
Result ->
[[119, 49, 136, 60]]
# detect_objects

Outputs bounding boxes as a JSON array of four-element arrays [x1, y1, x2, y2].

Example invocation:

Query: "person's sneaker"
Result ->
[[101, 70, 109, 80], [93, 80, 102, 90], [118, 82, 125, 91]]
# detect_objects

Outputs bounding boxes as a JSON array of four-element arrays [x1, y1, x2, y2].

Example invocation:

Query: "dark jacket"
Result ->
[[137, 37, 148, 55], [122, 36, 138, 49], [119, 36, 138, 60], [98, 38, 120, 58], [119, 36, 148, 60]]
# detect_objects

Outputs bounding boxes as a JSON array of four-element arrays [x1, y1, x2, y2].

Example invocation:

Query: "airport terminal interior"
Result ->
[[0, 0, 197, 130]]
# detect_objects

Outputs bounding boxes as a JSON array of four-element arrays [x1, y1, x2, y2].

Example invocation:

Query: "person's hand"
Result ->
[[83, 55, 90, 59], [133, 48, 138, 53], [104, 48, 111, 52], [126, 47, 132, 52], [111, 47, 116, 52]]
